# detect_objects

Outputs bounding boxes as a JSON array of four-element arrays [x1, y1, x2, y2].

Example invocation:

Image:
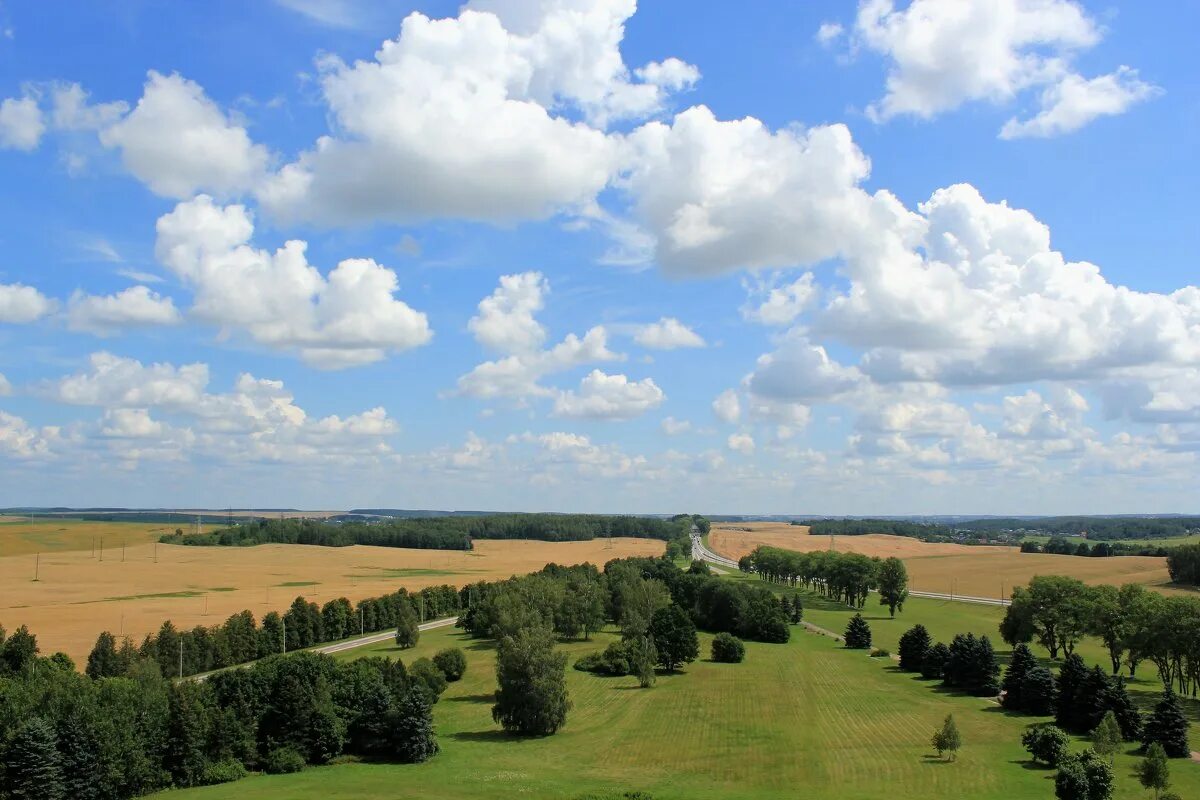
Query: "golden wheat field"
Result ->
[[710, 522, 1178, 600], [0, 517, 663, 664]]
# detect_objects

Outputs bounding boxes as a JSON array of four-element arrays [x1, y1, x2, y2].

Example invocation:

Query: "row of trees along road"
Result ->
[[1000, 575, 1200, 694], [742, 546, 910, 617]]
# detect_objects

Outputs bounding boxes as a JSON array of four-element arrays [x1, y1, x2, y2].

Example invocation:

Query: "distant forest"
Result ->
[[160, 514, 694, 552], [798, 516, 1200, 543]]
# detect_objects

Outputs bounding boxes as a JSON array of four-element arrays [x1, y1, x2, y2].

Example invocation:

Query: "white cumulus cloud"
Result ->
[[634, 317, 705, 350], [0, 283, 54, 324], [0, 95, 44, 151], [66, 286, 181, 336], [553, 369, 665, 420]]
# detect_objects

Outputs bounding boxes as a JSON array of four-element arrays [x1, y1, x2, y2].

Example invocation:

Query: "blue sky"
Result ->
[[0, 0, 1196, 514]]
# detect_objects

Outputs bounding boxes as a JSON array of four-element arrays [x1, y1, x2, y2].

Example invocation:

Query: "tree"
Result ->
[[394, 600, 420, 649], [1085, 584, 1128, 675], [1002, 643, 1037, 710], [1082, 666, 1116, 732], [1136, 743, 1171, 799], [492, 627, 571, 735], [432, 648, 467, 682], [1055, 749, 1114, 800], [1023, 724, 1071, 767], [260, 611, 286, 656], [1142, 687, 1190, 758], [1090, 711, 1122, 763], [1022, 665, 1059, 716], [1055, 653, 1090, 732], [898, 624, 932, 672], [85, 631, 123, 679], [55, 711, 100, 800], [930, 714, 961, 761], [1, 625, 39, 674], [1107, 676, 1143, 741], [843, 613, 872, 649], [630, 634, 656, 688], [877, 557, 909, 617], [409, 658, 448, 704], [789, 595, 803, 624], [1001, 576, 1090, 659], [711, 632, 745, 663], [6, 717, 65, 800], [165, 682, 213, 787], [921, 642, 950, 680], [649, 605, 699, 672], [388, 687, 439, 763]]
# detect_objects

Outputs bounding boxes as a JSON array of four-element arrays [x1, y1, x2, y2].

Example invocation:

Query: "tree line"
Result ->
[[1020, 537, 1171, 558], [1000, 575, 1200, 695], [957, 515, 1200, 541], [84, 585, 460, 681], [740, 546, 910, 617], [160, 514, 694, 552], [1166, 543, 1200, 586], [0, 622, 468, 798]]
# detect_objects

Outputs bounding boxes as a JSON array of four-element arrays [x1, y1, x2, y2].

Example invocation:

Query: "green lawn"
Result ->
[[154, 613, 1200, 800]]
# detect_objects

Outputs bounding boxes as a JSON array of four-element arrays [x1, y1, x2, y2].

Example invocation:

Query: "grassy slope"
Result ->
[[0, 516, 203, 556], [156, 613, 1200, 800]]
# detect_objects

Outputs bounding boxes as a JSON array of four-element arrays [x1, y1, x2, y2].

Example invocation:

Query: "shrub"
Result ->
[[200, 759, 247, 785], [263, 747, 306, 775], [409, 657, 449, 703], [1023, 724, 1071, 767], [432, 648, 467, 682], [711, 633, 745, 663], [575, 641, 634, 676], [843, 614, 871, 649], [870, 648, 890, 658]]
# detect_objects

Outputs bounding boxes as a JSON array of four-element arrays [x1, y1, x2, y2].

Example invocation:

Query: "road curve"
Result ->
[[692, 531, 1011, 607]]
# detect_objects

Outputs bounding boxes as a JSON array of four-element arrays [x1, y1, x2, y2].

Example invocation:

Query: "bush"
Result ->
[[843, 614, 872, 649], [711, 633, 745, 663], [575, 641, 634, 676], [200, 759, 247, 785], [409, 657, 449, 703], [263, 747, 306, 775], [870, 648, 890, 658], [432, 648, 467, 682], [1022, 724, 1071, 767]]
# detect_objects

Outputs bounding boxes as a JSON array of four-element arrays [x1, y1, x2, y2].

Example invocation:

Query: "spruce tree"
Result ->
[[1082, 666, 1115, 733], [55, 712, 100, 800], [1022, 665, 1058, 716], [166, 682, 213, 786], [1142, 687, 1191, 758], [1091, 711, 1122, 763], [1108, 677, 1143, 741], [389, 687, 439, 763], [843, 614, 872, 649], [898, 624, 932, 672], [789, 595, 803, 624], [86, 631, 122, 679], [1055, 653, 1090, 732], [1002, 643, 1036, 710], [7, 717, 65, 800], [921, 642, 950, 680]]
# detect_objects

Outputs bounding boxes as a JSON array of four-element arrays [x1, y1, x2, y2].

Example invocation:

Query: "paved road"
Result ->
[[191, 616, 458, 681], [691, 531, 1011, 607]]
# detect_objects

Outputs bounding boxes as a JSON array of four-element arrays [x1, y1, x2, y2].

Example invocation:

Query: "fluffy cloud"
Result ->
[[155, 195, 431, 368], [0, 411, 56, 458], [746, 336, 863, 403], [100, 71, 269, 198], [849, 0, 1157, 136], [727, 432, 755, 454], [0, 283, 54, 323], [469, 271, 549, 354], [456, 327, 620, 399], [1000, 67, 1161, 139], [622, 105, 874, 275], [0, 95, 44, 151], [553, 369, 664, 419], [50, 352, 209, 410], [66, 286, 181, 336], [50, 83, 129, 131], [742, 272, 817, 326], [712, 388, 740, 424], [633, 317, 705, 349]]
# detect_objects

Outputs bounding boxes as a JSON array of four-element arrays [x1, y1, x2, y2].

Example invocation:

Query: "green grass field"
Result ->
[[154, 604, 1200, 800]]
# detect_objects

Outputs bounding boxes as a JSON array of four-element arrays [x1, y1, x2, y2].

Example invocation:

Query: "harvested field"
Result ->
[[710, 522, 1178, 599], [0, 532, 663, 664], [0, 515, 205, 557]]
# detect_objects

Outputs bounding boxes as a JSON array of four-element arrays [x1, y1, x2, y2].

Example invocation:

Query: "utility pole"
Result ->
[[121, 541, 125, 562], [419, 595, 425, 623], [154, 542, 158, 563], [360, 607, 364, 637], [99, 537, 104, 561], [204, 593, 208, 616], [91, 537, 95, 558], [282, 617, 287, 654], [33, 552, 40, 582], [178, 639, 183, 679]]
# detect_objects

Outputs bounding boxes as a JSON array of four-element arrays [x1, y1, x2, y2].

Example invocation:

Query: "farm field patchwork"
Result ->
[[154, 619, 1200, 800], [710, 523, 1179, 599], [0, 524, 663, 663]]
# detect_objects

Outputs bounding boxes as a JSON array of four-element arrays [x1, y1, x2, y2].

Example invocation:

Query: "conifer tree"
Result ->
[[1142, 687, 1190, 758], [898, 624, 932, 672], [1002, 643, 1037, 710], [6, 717, 65, 800], [1022, 665, 1058, 716], [1055, 653, 1090, 732], [1107, 676, 1143, 741], [844, 614, 872, 649], [389, 687, 439, 763]]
